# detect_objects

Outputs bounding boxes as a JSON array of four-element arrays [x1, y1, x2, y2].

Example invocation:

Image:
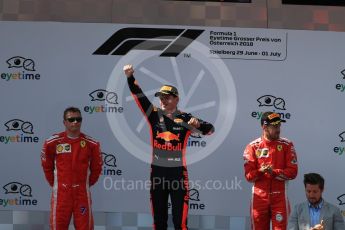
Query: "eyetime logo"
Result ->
[[338, 194, 345, 205], [333, 131, 345, 155], [168, 188, 206, 210], [1, 56, 41, 81], [0, 182, 38, 207], [84, 89, 124, 114], [101, 152, 123, 176], [0, 119, 39, 144], [335, 69, 345, 93], [93, 27, 204, 57], [251, 95, 291, 121], [187, 133, 207, 148], [337, 194, 345, 217]]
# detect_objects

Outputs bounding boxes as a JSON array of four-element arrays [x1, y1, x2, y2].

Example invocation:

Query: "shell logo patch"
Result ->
[[80, 140, 86, 148], [56, 145, 63, 153], [277, 145, 283, 151], [255, 149, 261, 158]]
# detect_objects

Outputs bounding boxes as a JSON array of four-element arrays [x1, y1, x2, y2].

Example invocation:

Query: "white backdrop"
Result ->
[[0, 21, 344, 217]]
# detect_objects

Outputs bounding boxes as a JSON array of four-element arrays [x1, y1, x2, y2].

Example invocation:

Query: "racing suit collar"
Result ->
[[62, 131, 84, 143], [262, 135, 277, 144], [161, 108, 181, 118]]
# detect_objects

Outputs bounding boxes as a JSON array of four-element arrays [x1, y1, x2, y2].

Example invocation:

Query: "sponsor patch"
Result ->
[[291, 158, 297, 164], [161, 86, 172, 91], [255, 149, 261, 158], [156, 131, 180, 142], [256, 148, 269, 158], [275, 213, 283, 222], [174, 118, 183, 123], [56, 144, 71, 154], [268, 113, 280, 120], [80, 207, 87, 215]]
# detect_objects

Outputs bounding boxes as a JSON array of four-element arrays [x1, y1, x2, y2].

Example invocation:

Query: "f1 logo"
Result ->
[[93, 27, 204, 57]]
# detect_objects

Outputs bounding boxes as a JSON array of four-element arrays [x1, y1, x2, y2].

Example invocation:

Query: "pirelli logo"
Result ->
[[93, 27, 204, 57]]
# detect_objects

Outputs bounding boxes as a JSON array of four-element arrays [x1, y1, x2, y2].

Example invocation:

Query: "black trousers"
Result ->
[[150, 165, 189, 230]]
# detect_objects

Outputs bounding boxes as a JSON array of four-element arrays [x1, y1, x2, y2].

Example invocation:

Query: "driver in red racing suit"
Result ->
[[123, 64, 214, 230], [41, 107, 102, 230], [243, 112, 298, 230]]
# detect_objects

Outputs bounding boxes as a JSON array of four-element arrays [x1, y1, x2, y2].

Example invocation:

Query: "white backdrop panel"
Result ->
[[0, 22, 344, 217]]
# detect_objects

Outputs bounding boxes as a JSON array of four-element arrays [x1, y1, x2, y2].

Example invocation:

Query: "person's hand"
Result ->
[[265, 165, 273, 174], [259, 164, 268, 173], [188, 117, 200, 129], [123, 64, 134, 78], [259, 164, 273, 174], [310, 220, 324, 230]]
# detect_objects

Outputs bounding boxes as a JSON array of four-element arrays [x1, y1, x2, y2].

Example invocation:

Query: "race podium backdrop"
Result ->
[[0, 21, 344, 217]]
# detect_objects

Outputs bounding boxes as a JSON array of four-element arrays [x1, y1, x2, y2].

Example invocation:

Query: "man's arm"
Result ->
[[243, 144, 263, 182], [272, 142, 298, 181], [187, 116, 214, 135], [41, 140, 55, 187], [89, 141, 102, 186], [124, 64, 154, 117], [333, 206, 345, 230]]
